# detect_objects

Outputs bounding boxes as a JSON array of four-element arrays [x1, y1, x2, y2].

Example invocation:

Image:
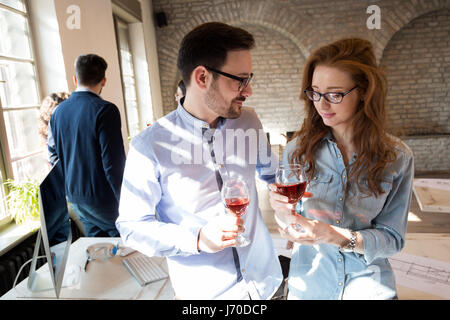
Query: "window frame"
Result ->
[[0, 0, 42, 225], [113, 15, 141, 139]]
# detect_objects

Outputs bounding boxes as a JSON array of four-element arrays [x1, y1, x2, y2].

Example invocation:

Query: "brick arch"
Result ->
[[380, 8, 450, 136], [377, 0, 450, 62], [157, 0, 309, 115]]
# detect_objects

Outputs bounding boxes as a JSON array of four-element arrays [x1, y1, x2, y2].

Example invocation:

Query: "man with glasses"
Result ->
[[116, 22, 283, 299]]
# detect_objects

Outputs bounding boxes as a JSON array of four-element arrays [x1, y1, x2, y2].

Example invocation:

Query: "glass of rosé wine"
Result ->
[[221, 176, 250, 247], [275, 164, 307, 231]]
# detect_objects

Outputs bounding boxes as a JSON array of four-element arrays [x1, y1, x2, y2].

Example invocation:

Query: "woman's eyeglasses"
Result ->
[[304, 86, 358, 104], [204, 66, 253, 92]]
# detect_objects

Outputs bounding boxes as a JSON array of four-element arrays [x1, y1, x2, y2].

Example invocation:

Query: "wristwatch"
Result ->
[[339, 230, 357, 252]]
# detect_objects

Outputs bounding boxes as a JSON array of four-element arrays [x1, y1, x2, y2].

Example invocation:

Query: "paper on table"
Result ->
[[389, 252, 450, 299]]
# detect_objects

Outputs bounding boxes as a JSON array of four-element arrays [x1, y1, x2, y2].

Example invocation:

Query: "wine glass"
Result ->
[[221, 176, 251, 247], [275, 164, 307, 231]]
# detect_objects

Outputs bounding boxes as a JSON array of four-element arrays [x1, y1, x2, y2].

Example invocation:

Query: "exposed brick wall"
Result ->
[[152, 0, 450, 172], [404, 135, 450, 172], [381, 9, 450, 136], [243, 24, 304, 133]]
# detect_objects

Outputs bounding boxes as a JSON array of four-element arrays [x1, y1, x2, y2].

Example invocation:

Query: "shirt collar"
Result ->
[[323, 130, 358, 162], [75, 86, 101, 98], [323, 130, 335, 143], [176, 102, 226, 130]]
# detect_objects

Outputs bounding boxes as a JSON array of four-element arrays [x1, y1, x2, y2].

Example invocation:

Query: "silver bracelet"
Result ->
[[339, 230, 357, 252]]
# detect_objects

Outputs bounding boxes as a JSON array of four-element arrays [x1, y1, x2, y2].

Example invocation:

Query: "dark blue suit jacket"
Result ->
[[49, 91, 126, 213]]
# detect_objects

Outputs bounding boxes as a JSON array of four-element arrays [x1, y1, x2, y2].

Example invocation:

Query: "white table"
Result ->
[[1, 237, 174, 300]]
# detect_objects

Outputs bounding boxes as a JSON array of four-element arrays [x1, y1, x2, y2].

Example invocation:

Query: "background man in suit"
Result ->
[[48, 53, 126, 237]]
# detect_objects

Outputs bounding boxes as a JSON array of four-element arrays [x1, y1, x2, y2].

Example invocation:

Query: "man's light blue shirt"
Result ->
[[116, 103, 282, 299], [284, 133, 414, 300]]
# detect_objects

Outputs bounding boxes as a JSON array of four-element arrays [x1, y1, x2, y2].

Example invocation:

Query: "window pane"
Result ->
[[0, 169, 7, 219], [0, 61, 39, 107], [0, 0, 25, 12], [126, 100, 139, 137], [116, 19, 140, 137], [0, 6, 31, 59], [12, 152, 48, 182], [3, 108, 42, 160]]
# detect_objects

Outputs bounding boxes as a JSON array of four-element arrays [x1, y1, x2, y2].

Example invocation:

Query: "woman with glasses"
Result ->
[[269, 38, 414, 299]]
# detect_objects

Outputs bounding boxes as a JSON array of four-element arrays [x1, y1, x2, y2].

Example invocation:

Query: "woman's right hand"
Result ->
[[268, 184, 298, 230], [268, 184, 313, 246]]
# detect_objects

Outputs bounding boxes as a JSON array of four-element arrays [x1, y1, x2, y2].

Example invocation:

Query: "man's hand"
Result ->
[[197, 213, 244, 253]]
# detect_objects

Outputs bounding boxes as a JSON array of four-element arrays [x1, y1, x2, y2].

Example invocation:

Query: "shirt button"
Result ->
[[338, 258, 342, 262], [336, 220, 340, 224], [337, 155, 341, 158], [338, 282, 343, 286], [313, 176, 318, 180], [339, 197, 343, 201]]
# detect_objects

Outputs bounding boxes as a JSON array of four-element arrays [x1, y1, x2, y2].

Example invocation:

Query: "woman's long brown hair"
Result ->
[[291, 38, 398, 197]]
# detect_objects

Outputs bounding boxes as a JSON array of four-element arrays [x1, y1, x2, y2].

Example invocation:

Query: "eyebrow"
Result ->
[[312, 85, 344, 90]]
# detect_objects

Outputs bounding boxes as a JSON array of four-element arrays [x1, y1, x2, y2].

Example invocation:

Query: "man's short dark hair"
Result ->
[[75, 54, 108, 87], [177, 80, 186, 95], [177, 22, 255, 87]]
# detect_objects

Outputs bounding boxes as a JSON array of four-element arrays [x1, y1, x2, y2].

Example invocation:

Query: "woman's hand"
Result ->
[[268, 184, 315, 247], [277, 211, 356, 250], [278, 214, 335, 245]]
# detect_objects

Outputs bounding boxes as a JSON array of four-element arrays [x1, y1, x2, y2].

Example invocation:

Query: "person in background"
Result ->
[[116, 22, 283, 300], [39, 92, 71, 244], [175, 79, 186, 104], [39, 92, 70, 147], [269, 38, 414, 300], [48, 53, 126, 237]]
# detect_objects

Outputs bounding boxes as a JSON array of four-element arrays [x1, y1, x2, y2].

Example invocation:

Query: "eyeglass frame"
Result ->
[[304, 85, 358, 104], [204, 66, 253, 92]]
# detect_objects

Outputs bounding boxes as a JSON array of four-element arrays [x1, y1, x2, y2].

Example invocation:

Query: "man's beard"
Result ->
[[205, 80, 245, 119]]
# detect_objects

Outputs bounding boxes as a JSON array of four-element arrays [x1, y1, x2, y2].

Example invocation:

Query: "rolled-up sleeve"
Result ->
[[116, 139, 202, 257], [359, 150, 414, 264]]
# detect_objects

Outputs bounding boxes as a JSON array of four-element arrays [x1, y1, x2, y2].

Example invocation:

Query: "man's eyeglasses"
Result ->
[[304, 86, 358, 104], [204, 66, 253, 92]]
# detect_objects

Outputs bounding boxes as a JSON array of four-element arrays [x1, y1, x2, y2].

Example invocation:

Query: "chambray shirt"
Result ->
[[116, 104, 282, 299], [284, 133, 414, 300]]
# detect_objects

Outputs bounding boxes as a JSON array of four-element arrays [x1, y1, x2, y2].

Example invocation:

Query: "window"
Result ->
[[115, 17, 140, 138], [0, 0, 46, 222]]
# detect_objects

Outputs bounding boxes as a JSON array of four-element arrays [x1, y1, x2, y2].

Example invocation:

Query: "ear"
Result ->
[[191, 66, 210, 91], [101, 77, 107, 87], [357, 87, 366, 102]]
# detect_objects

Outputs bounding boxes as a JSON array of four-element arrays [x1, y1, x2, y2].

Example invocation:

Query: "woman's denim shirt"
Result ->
[[284, 133, 414, 299]]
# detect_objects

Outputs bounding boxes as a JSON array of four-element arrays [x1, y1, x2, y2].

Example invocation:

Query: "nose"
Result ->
[[316, 96, 330, 110], [241, 83, 252, 98]]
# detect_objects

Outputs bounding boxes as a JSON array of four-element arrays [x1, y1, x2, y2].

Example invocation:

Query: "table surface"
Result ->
[[394, 233, 450, 300], [1, 237, 174, 300]]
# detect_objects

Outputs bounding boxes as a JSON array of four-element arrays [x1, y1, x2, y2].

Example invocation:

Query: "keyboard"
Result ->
[[122, 254, 168, 287]]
